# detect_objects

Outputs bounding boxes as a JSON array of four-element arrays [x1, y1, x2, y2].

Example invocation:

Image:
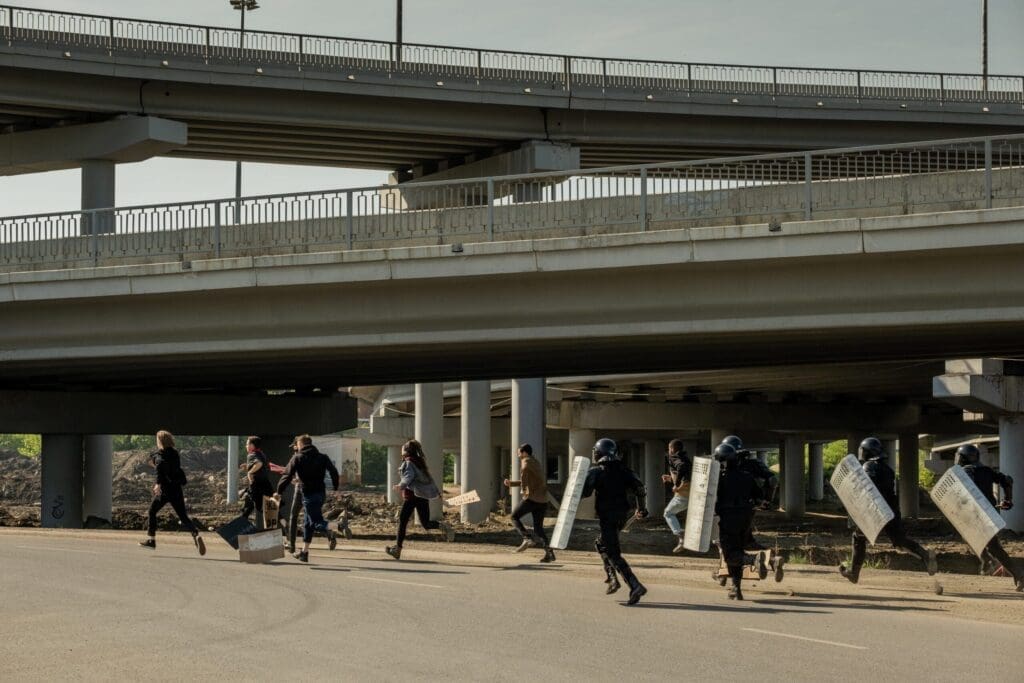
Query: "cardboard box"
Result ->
[[238, 528, 285, 564]]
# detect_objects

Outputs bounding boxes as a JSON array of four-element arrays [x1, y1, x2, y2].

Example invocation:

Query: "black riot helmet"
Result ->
[[593, 438, 618, 461], [721, 435, 744, 451], [858, 437, 885, 462], [714, 443, 739, 465], [955, 443, 980, 466]]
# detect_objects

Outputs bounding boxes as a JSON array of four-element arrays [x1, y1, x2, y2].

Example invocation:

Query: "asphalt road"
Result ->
[[2, 528, 1022, 681]]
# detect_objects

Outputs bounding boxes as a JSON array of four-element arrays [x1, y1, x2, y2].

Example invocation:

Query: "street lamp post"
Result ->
[[230, 0, 259, 223], [396, 0, 403, 67], [982, 0, 988, 93]]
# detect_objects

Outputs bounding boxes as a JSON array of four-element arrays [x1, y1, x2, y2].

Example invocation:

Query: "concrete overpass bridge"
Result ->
[[2, 3, 1024, 181], [3, 134, 1024, 531]]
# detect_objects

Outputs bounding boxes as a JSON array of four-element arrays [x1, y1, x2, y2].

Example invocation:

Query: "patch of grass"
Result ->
[[786, 551, 810, 565]]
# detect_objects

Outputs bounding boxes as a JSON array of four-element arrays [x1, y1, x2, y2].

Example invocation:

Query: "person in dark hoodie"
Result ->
[[581, 438, 649, 606], [138, 430, 206, 556], [239, 435, 274, 529], [273, 434, 339, 563], [385, 439, 454, 560]]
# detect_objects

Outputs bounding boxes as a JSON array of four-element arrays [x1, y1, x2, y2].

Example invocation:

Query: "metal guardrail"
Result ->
[[1, 135, 1023, 271], [1, 4, 1022, 104]]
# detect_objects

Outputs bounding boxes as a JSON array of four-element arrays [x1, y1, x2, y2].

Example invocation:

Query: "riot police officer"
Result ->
[[723, 435, 778, 550], [581, 438, 649, 606], [839, 437, 937, 583], [955, 444, 1022, 591], [714, 442, 764, 600]]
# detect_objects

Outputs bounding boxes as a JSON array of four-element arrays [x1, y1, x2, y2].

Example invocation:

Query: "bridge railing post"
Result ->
[[772, 67, 777, 97], [856, 70, 862, 101], [563, 56, 571, 91], [107, 17, 113, 53], [639, 168, 648, 231], [486, 178, 494, 240], [804, 153, 813, 220], [939, 73, 945, 103], [214, 202, 222, 258], [475, 49, 482, 81], [298, 35, 303, 68], [601, 58, 607, 89], [984, 138, 993, 209], [346, 190, 354, 249], [204, 27, 210, 62]]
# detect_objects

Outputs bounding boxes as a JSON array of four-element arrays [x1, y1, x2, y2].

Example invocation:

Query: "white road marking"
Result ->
[[741, 628, 867, 650], [15, 545, 103, 555], [348, 574, 445, 589]]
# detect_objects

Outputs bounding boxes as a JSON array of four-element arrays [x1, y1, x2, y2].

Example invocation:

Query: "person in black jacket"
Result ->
[[581, 438, 649, 606], [138, 430, 206, 556], [839, 437, 937, 583], [240, 436, 274, 529], [955, 444, 1022, 590], [273, 434, 340, 563], [714, 442, 763, 600], [660, 439, 692, 553]]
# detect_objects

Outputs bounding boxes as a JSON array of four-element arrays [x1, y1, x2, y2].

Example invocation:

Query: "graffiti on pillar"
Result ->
[[51, 495, 65, 520]]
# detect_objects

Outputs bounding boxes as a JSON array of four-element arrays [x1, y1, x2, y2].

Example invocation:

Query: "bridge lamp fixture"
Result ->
[[255, 67, 264, 74], [524, 87, 532, 93], [436, 80, 445, 86], [816, 101, 823, 107], [230, 0, 260, 9], [982, 106, 990, 112], [900, 103, 907, 108], [646, 94, 653, 100], [731, 98, 739, 103], [347, 74, 356, 80], [161, 59, 169, 67], [63, 50, 71, 58]]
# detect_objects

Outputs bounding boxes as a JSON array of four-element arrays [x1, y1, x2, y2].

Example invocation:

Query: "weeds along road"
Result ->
[[1, 528, 1022, 681]]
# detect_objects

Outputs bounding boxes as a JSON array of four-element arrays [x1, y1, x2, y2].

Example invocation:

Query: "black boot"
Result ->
[[728, 565, 744, 600], [839, 563, 860, 584], [139, 537, 156, 549], [626, 575, 647, 605], [603, 557, 621, 594], [540, 548, 556, 563]]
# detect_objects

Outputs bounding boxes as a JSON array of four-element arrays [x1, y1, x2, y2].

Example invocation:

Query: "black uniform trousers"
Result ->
[[850, 517, 928, 571], [147, 486, 198, 537], [596, 512, 638, 583], [719, 509, 754, 582]]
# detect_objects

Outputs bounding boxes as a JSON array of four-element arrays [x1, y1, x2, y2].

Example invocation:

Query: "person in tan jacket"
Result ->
[[504, 444, 556, 563]]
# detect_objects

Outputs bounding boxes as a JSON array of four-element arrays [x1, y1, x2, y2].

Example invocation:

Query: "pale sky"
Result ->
[[1, 0, 1021, 217]]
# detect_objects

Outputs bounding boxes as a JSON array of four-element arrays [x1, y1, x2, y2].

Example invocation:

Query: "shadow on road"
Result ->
[[773, 591, 947, 604], [752, 597, 943, 613], [311, 565, 467, 576], [496, 564, 564, 572], [626, 601, 826, 614]]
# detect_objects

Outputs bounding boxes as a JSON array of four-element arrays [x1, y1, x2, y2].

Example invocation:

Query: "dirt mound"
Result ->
[[0, 450, 41, 503]]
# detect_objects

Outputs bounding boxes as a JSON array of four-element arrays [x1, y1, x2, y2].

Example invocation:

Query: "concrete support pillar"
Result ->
[[683, 439, 703, 460], [999, 416, 1024, 532], [415, 382, 444, 520], [452, 455, 460, 487], [643, 440, 665, 514], [226, 435, 239, 505], [82, 435, 112, 524], [41, 434, 83, 528], [460, 380, 493, 524], [569, 428, 596, 519], [807, 442, 824, 502], [387, 445, 403, 504], [511, 378, 545, 510], [847, 435, 861, 458], [81, 159, 116, 235], [898, 432, 920, 519], [783, 435, 805, 518], [711, 429, 731, 448], [557, 452, 568, 484]]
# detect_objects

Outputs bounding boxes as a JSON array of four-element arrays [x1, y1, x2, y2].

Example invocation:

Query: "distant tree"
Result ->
[[0, 434, 41, 457], [360, 441, 387, 485]]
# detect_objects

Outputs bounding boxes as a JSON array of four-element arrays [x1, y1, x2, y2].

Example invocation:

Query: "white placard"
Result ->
[[550, 456, 592, 550], [683, 456, 721, 553], [444, 490, 481, 507], [930, 465, 1005, 557], [238, 529, 281, 552], [830, 454, 895, 545]]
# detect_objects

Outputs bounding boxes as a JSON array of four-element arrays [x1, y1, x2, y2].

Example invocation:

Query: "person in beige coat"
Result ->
[[504, 444, 556, 563]]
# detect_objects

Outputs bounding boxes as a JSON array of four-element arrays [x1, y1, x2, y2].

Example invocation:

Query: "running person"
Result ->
[[385, 439, 454, 560], [138, 430, 206, 556], [505, 443, 556, 563]]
